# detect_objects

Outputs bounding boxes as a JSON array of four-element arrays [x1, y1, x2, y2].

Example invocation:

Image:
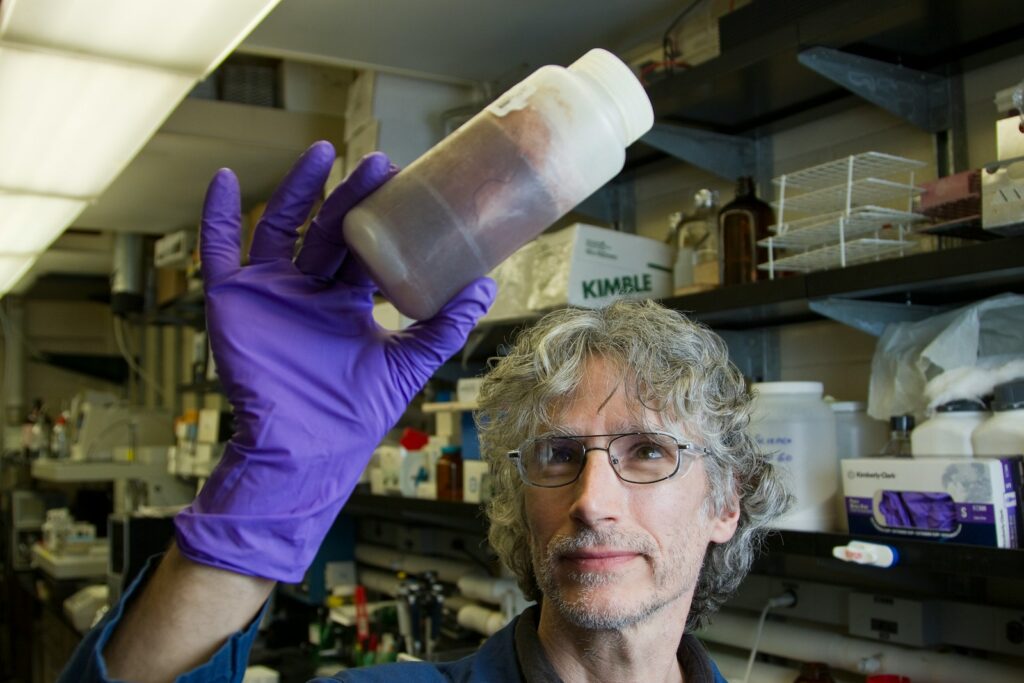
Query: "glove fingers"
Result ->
[[294, 152, 397, 281], [249, 141, 335, 264], [200, 169, 243, 288], [392, 278, 497, 384]]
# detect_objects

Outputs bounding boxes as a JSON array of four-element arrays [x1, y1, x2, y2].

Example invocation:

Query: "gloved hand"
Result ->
[[175, 142, 496, 581]]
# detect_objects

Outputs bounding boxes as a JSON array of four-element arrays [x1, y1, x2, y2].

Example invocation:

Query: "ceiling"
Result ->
[[30, 0, 682, 294]]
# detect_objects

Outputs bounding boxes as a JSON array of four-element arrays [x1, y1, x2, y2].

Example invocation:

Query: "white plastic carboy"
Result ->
[[972, 378, 1024, 456], [343, 49, 655, 320], [750, 382, 839, 532]]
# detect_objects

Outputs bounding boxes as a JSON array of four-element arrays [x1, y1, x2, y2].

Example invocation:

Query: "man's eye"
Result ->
[[548, 444, 577, 464], [632, 445, 664, 460]]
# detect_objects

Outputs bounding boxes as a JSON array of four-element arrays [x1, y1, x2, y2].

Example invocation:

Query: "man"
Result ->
[[61, 143, 788, 682]]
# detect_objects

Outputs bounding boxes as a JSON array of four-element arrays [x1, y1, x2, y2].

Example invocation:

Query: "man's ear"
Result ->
[[709, 495, 740, 544]]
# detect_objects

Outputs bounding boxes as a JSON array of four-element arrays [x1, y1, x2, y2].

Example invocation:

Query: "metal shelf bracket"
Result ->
[[641, 122, 757, 181], [808, 298, 947, 337], [797, 46, 951, 133]]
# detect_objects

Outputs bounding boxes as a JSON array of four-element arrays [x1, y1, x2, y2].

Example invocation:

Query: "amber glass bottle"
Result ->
[[717, 176, 774, 285], [436, 446, 463, 502]]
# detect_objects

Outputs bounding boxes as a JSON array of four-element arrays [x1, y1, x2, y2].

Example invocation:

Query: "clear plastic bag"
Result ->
[[868, 293, 1024, 420]]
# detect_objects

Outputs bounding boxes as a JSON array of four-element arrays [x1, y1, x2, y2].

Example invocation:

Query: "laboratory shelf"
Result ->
[[639, 0, 1024, 135], [31, 459, 168, 483], [343, 492, 488, 535]]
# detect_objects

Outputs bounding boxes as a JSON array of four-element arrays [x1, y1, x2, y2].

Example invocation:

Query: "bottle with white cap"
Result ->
[[343, 48, 655, 320], [972, 378, 1024, 456]]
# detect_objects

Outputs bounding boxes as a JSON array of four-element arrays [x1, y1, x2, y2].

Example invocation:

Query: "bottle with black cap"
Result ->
[[879, 415, 915, 457], [912, 399, 989, 457], [972, 378, 1024, 456]]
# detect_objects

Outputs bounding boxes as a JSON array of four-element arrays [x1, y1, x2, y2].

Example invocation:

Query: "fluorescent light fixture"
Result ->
[[0, 0, 283, 296], [0, 0, 280, 74], [0, 255, 35, 294], [0, 193, 88, 253], [0, 45, 195, 198]]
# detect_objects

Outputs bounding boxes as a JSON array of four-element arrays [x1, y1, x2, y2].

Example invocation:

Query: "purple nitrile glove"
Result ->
[[174, 142, 496, 582]]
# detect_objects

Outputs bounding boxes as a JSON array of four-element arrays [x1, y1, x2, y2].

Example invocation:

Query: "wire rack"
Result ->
[[775, 178, 922, 215], [758, 238, 917, 273], [761, 206, 927, 250], [772, 152, 926, 191]]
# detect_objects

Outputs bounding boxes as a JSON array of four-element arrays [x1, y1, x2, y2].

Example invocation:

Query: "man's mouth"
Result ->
[[560, 548, 641, 571]]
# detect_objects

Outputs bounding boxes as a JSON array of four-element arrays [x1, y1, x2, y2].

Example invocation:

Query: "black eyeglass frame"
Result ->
[[507, 431, 709, 488]]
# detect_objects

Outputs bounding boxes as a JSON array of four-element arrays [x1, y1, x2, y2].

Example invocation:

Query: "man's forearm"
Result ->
[[103, 542, 275, 683]]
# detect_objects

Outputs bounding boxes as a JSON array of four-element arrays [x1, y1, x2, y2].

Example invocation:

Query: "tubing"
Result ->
[[456, 604, 506, 637], [355, 544, 483, 583], [700, 610, 1023, 683], [703, 646, 799, 683], [359, 568, 403, 597]]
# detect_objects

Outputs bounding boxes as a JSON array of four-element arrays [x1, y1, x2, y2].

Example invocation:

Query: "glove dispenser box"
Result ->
[[841, 456, 1023, 548]]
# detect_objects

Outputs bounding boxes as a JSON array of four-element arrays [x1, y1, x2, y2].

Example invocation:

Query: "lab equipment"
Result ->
[[436, 446, 463, 502], [751, 382, 839, 531], [343, 48, 654, 320], [972, 378, 1024, 456], [911, 400, 988, 457], [176, 147, 494, 582]]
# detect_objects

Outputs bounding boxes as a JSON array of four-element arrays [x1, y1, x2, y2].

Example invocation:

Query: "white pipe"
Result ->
[[355, 544, 483, 583], [359, 568, 403, 597], [456, 575, 519, 605], [457, 604, 506, 637], [704, 646, 800, 683], [700, 610, 1022, 683]]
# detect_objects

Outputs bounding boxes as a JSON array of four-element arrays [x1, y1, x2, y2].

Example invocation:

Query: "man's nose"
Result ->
[[568, 447, 627, 526]]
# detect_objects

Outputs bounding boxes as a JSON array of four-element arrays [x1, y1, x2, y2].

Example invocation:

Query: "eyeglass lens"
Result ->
[[522, 433, 682, 486]]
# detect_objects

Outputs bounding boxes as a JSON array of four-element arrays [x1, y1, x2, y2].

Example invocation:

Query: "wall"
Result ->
[[2, 299, 123, 426]]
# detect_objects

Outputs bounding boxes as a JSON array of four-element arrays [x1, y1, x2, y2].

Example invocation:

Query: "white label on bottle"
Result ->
[[488, 82, 536, 117]]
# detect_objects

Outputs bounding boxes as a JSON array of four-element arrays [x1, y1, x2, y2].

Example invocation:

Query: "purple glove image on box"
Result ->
[[175, 143, 496, 582], [878, 490, 957, 532]]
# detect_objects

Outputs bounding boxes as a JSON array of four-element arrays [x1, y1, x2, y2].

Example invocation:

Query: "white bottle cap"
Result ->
[[568, 48, 654, 146]]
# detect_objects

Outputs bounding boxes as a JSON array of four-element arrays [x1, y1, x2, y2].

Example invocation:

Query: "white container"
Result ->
[[972, 378, 1024, 456], [830, 401, 889, 532], [751, 382, 839, 532], [343, 48, 654, 320], [830, 401, 889, 459], [912, 399, 988, 458]]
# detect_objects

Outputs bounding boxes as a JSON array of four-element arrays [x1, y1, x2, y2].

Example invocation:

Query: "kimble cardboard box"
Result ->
[[485, 223, 673, 320]]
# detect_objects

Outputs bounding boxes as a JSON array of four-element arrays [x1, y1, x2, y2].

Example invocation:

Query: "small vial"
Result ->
[[343, 48, 654, 320]]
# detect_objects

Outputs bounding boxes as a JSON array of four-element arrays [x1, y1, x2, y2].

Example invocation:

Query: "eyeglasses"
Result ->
[[507, 432, 707, 488]]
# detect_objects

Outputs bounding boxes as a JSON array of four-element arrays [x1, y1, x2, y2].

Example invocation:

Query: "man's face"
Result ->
[[524, 356, 739, 631]]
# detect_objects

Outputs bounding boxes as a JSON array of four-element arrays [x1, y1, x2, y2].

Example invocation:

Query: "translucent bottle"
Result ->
[[343, 49, 654, 320], [750, 382, 838, 531], [879, 415, 915, 457]]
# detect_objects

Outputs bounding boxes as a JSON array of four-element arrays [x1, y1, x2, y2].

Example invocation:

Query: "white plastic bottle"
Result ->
[[751, 382, 838, 532], [972, 378, 1024, 456], [343, 48, 654, 320], [830, 401, 888, 531], [911, 399, 988, 457]]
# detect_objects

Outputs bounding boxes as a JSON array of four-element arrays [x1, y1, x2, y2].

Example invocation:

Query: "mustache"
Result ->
[[546, 527, 658, 558]]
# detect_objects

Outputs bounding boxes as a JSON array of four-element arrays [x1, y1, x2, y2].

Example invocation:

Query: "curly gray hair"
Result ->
[[475, 299, 790, 629]]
